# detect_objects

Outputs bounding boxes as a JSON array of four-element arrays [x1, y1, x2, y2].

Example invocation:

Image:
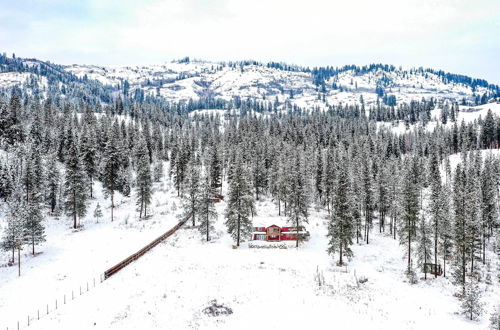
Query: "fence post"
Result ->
[[27, 315, 29, 326], [72, 291, 74, 300], [56, 299, 58, 309], [79, 286, 81, 295], [64, 294, 66, 304], [87, 282, 89, 292], [47, 304, 49, 315], [37, 310, 39, 320]]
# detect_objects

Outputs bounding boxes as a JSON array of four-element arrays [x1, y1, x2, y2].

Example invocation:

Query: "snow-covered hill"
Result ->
[[65, 61, 497, 108]]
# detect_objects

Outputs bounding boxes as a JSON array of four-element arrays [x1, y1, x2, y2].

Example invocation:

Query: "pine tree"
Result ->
[[22, 200, 45, 255], [428, 150, 443, 277], [135, 135, 152, 219], [64, 142, 88, 229], [377, 159, 390, 233], [1, 196, 23, 263], [153, 159, 164, 182], [315, 150, 324, 203], [490, 305, 500, 330], [439, 183, 453, 277], [22, 144, 44, 203], [198, 172, 218, 241], [481, 109, 497, 149], [453, 163, 470, 292], [94, 203, 103, 223], [362, 156, 374, 244], [102, 124, 123, 222], [399, 158, 420, 281], [225, 151, 254, 247], [181, 160, 200, 226], [45, 153, 61, 214], [417, 213, 432, 279], [327, 155, 354, 265], [481, 154, 498, 263], [287, 152, 310, 248], [322, 148, 336, 214], [80, 123, 97, 198], [208, 141, 223, 193], [461, 277, 484, 321], [466, 152, 482, 275]]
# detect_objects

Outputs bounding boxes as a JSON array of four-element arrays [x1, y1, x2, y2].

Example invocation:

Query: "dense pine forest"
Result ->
[[0, 79, 499, 326]]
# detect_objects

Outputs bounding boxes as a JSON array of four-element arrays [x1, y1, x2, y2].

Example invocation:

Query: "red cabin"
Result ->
[[252, 225, 310, 242]]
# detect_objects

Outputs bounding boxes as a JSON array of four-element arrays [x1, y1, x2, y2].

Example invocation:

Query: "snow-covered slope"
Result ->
[[1, 53, 498, 109], [66, 61, 497, 108], [379, 102, 500, 134]]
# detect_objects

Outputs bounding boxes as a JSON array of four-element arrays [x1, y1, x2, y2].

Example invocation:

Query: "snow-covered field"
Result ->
[[379, 102, 500, 135], [1, 178, 498, 329], [0, 178, 182, 329]]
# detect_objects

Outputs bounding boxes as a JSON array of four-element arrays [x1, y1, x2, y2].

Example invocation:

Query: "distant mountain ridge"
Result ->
[[0, 52, 498, 110]]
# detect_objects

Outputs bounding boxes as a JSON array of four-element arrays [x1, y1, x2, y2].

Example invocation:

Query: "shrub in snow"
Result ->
[[405, 266, 418, 284], [461, 278, 484, 321], [93, 203, 102, 223], [490, 304, 500, 330], [490, 305, 500, 330], [314, 266, 325, 287], [202, 300, 233, 317]]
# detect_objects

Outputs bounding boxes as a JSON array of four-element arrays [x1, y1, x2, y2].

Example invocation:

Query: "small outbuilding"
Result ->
[[423, 263, 443, 276]]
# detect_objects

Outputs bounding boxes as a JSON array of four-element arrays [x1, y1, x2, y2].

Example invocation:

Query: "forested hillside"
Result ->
[[0, 54, 499, 329]]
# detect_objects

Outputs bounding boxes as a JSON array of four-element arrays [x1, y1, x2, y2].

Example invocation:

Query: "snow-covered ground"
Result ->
[[379, 102, 500, 135], [0, 177, 183, 329], [2, 188, 498, 330]]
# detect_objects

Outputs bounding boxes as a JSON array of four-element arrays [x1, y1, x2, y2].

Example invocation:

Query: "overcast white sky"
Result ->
[[1, 0, 499, 83]]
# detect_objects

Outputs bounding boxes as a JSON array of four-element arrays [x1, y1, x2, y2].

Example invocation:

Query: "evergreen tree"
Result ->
[[490, 305, 500, 330], [461, 277, 484, 321], [481, 154, 498, 262], [80, 123, 97, 198], [135, 136, 152, 218], [453, 163, 471, 292], [315, 150, 324, 203], [181, 160, 200, 226], [102, 124, 123, 221], [225, 151, 254, 247], [94, 203, 103, 223], [287, 152, 310, 248], [198, 172, 218, 241], [362, 155, 374, 244], [22, 200, 45, 255], [327, 155, 354, 265], [417, 213, 432, 279], [45, 153, 61, 214], [439, 183, 453, 277], [153, 159, 164, 182], [64, 142, 88, 229], [399, 158, 420, 281], [1, 195, 23, 263], [208, 140, 223, 193]]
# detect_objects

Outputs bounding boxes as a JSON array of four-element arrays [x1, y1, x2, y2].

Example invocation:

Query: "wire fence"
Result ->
[[4, 273, 105, 330]]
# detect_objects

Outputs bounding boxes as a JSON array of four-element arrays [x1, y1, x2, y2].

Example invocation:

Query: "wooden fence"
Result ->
[[104, 218, 187, 279]]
